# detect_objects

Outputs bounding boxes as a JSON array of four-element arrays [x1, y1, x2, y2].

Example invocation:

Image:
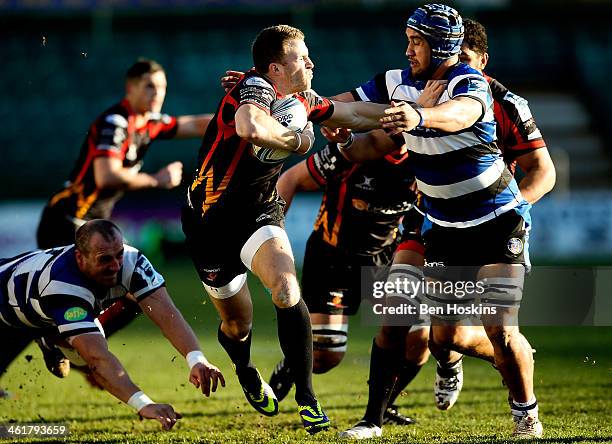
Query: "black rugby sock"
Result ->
[[275, 299, 316, 405], [387, 360, 424, 406], [217, 325, 255, 373], [363, 339, 401, 427]]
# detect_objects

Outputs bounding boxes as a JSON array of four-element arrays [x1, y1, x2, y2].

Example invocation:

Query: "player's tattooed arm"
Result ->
[[138, 287, 225, 397]]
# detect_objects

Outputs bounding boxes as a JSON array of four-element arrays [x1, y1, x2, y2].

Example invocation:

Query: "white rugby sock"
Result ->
[[511, 396, 538, 418]]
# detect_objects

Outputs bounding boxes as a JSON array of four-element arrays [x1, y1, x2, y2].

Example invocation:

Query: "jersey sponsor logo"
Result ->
[[355, 176, 375, 191], [201, 267, 221, 282], [245, 76, 271, 88], [64, 307, 88, 322], [507, 237, 524, 255], [256, 213, 272, 223]]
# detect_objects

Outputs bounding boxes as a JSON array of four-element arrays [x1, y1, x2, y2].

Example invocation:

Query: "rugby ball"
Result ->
[[252, 96, 308, 163]]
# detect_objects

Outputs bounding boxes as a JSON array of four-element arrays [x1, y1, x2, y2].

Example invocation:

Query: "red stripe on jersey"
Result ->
[[306, 155, 327, 186], [321, 164, 358, 247], [200, 139, 248, 215], [384, 149, 409, 165]]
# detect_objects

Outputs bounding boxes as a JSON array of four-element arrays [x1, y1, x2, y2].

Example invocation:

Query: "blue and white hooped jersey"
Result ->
[[0, 245, 165, 339], [353, 63, 530, 228]]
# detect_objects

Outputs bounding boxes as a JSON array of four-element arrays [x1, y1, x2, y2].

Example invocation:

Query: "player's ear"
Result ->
[[269, 63, 281, 74], [481, 52, 489, 70], [75, 249, 85, 268]]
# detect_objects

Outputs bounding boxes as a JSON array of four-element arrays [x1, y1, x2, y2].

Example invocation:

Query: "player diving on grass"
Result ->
[[182, 24, 392, 435], [34, 59, 213, 379], [0, 220, 225, 430]]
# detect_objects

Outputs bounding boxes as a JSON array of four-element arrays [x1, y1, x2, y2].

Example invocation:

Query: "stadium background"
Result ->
[[1, 1, 611, 442]]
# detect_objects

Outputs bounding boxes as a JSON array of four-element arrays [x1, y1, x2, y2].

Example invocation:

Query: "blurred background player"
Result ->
[[35, 59, 213, 378], [0, 220, 225, 430], [182, 25, 390, 434], [266, 82, 448, 426], [336, 3, 547, 439]]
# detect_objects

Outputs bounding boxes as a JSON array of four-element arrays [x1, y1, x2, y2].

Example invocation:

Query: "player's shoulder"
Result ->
[[44, 247, 97, 301], [147, 112, 174, 125], [484, 74, 510, 100], [241, 70, 275, 90], [382, 68, 413, 87], [448, 62, 485, 80], [120, 244, 159, 277], [122, 244, 143, 267], [97, 101, 130, 129]]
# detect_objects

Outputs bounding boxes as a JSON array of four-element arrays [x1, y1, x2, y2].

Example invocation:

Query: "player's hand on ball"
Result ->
[[138, 403, 182, 431], [155, 161, 183, 189], [381, 101, 421, 136], [321, 126, 352, 144], [189, 362, 226, 397], [221, 70, 245, 92], [417, 80, 447, 107]]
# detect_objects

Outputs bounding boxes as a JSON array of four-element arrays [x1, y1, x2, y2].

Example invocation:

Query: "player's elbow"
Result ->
[[235, 119, 261, 142], [95, 172, 125, 191], [542, 153, 557, 192]]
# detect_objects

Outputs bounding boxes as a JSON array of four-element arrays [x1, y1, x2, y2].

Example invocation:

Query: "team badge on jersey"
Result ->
[[64, 307, 88, 322], [507, 237, 524, 255]]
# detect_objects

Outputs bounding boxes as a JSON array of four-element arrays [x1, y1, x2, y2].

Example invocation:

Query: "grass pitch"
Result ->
[[2, 262, 611, 443]]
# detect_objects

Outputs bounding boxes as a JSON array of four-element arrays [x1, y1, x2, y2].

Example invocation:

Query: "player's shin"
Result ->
[[363, 339, 402, 428], [275, 299, 315, 405], [217, 324, 255, 373]]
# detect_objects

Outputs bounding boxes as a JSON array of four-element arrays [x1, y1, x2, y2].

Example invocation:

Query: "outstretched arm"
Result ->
[[94, 157, 183, 191], [176, 114, 214, 138], [137, 287, 225, 397], [322, 101, 388, 131], [71, 333, 181, 430], [339, 129, 399, 163]]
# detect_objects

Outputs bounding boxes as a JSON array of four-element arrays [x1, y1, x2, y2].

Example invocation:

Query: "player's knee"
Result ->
[[221, 319, 252, 340], [485, 325, 520, 353], [313, 350, 345, 374], [432, 325, 463, 349], [377, 325, 407, 349], [270, 273, 300, 308]]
